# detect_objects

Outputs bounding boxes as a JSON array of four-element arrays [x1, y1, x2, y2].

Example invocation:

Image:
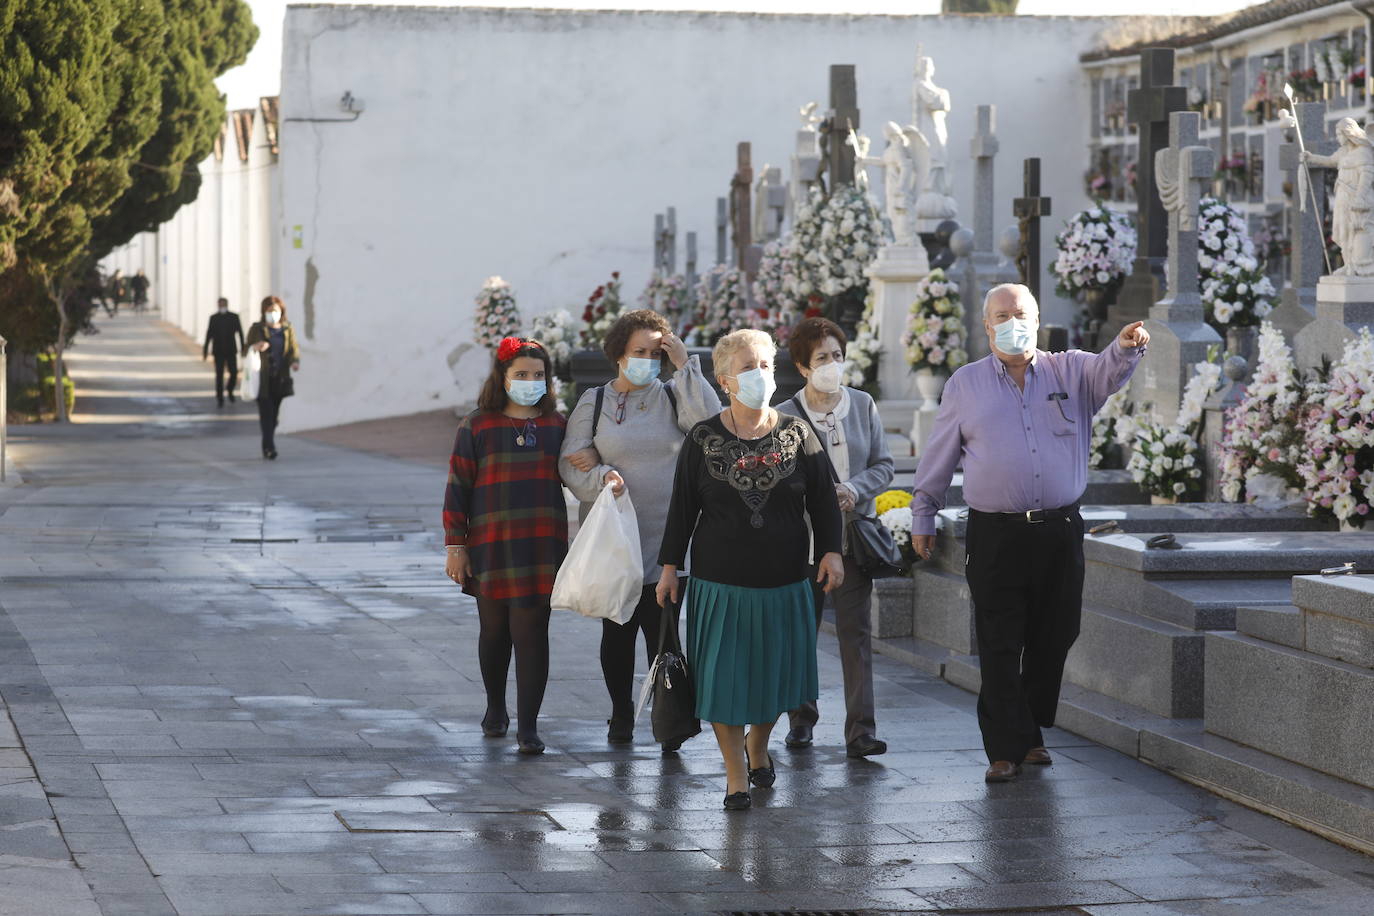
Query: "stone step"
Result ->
[[1084, 571, 1293, 630], [894, 468, 1143, 507], [1236, 604, 1302, 648], [1065, 603, 1205, 719], [1205, 631, 1374, 791]]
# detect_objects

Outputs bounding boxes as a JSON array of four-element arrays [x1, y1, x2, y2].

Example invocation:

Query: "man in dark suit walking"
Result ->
[[204, 298, 246, 407]]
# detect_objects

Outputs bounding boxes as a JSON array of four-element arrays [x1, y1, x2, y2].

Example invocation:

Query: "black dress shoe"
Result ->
[[517, 734, 545, 755], [480, 712, 509, 738], [784, 725, 813, 748], [723, 791, 751, 810], [745, 747, 776, 788], [606, 716, 634, 744], [660, 736, 686, 755], [846, 735, 888, 758]]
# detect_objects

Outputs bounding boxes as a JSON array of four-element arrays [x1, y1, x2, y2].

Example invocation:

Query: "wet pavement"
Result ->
[[1, 312, 1372, 915]]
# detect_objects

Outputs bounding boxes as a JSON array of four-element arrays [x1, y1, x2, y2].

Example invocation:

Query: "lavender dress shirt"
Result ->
[[910, 344, 1146, 536]]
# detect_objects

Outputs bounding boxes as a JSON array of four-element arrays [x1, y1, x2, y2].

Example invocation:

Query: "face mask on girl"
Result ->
[[730, 367, 776, 410], [809, 360, 844, 394], [622, 357, 660, 387], [506, 379, 546, 407]]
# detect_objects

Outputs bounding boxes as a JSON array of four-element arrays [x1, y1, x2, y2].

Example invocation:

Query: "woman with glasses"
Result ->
[[559, 309, 722, 750], [777, 317, 895, 760], [444, 337, 567, 756], [656, 328, 843, 810]]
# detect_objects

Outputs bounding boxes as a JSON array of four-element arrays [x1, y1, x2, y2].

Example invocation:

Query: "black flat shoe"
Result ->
[[745, 747, 776, 788], [661, 737, 685, 756], [846, 735, 888, 758], [517, 734, 545, 755], [267, 449, 278, 460], [723, 791, 751, 811], [480, 712, 509, 738], [606, 716, 634, 744], [784, 725, 813, 748]]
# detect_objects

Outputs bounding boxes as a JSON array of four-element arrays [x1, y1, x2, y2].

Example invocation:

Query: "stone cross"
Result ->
[[730, 143, 763, 284], [788, 109, 823, 225], [1272, 101, 1332, 341], [969, 104, 999, 253], [663, 207, 677, 274], [754, 166, 786, 243], [685, 231, 698, 290], [1011, 158, 1052, 303], [715, 197, 727, 265], [821, 64, 859, 190], [1112, 49, 1188, 334], [653, 214, 666, 272]]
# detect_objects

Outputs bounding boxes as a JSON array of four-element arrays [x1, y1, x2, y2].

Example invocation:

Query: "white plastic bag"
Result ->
[[551, 483, 642, 625], [241, 348, 261, 401]]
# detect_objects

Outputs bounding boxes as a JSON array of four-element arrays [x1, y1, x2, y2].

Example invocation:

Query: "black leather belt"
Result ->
[[968, 504, 1079, 525]]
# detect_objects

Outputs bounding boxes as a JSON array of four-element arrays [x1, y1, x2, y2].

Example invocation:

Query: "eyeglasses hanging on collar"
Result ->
[[820, 411, 842, 446]]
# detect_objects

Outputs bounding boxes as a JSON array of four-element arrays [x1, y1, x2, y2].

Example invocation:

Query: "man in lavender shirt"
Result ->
[[910, 284, 1149, 783]]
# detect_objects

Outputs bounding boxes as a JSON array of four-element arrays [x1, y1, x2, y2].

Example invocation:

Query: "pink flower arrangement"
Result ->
[[1218, 323, 1305, 503], [1295, 329, 1374, 528]]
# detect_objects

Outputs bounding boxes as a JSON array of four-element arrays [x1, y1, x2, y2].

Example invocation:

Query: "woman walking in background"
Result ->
[[657, 329, 844, 810], [559, 309, 721, 750], [243, 296, 299, 459], [444, 337, 567, 755], [778, 317, 894, 759]]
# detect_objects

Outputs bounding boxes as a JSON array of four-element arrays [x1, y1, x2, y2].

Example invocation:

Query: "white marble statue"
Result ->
[[1303, 117, 1374, 277], [861, 121, 922, 247], [913, 54, 957, 221], [799, 101, 820, 132]]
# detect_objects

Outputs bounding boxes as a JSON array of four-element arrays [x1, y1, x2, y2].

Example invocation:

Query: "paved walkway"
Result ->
[[0, 312, 1371, 915]]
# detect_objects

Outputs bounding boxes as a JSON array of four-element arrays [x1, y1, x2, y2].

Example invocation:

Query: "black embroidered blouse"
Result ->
[[658, 413, 843, 589]]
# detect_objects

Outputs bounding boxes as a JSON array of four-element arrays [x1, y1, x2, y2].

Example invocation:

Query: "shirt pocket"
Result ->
[[1046, 393, 1078, 438]]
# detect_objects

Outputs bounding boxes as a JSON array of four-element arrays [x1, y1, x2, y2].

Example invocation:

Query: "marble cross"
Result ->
[[1153, 111, 1213, 316], [969, 105, 999, 253], [1012, 158, 1051, 302], [821, 64, 859, 190]]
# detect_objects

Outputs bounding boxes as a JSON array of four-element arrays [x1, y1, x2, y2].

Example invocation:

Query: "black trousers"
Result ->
[[601, 582, 682, 720], [964, 507, 1085, 764], [788, 558, 877, 744], [257, 377, 285, 451], [213, 351, 238, 403]]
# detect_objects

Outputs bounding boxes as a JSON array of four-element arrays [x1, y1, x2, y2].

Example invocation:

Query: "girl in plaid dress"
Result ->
[[444, 338, 568, 755]]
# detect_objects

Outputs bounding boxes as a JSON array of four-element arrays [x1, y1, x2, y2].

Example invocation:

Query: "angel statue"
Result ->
[[1303, 117, 1374, 277], [856, 122, 924, 247], [798, 101, 821, 132]]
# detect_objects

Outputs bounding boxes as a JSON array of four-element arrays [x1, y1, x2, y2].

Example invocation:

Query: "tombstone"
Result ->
[[715, 197, 727, 266], [1201, 354, 1249, 502], [1270, 101, 1332, 344], [788, 102, 823, 226], [753, 166, 786, 243], [653, 213, 667, 272], [729, 143, 763, 286], [1110, 49, 1188, 341], [1128, 111, 1222, 426], [820, 64, 859, 190], [685, 231, 699, 291], [1011, 158, 1052, 304], [969, 105, 998, 254], [663, 207, 677, 275]]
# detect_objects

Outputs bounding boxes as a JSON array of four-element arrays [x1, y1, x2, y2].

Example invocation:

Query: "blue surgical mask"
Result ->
[[730, 368, 776, 410], [507, 379, 546, 406], [622, 357, 660, 387], [993, 317, 1036, 355]]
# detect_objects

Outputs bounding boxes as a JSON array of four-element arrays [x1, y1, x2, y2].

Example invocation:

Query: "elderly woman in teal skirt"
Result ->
[[657, 328, 844, 811]]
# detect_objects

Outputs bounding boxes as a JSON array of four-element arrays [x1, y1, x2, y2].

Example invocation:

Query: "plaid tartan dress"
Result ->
[[444, 410, 569, 604]]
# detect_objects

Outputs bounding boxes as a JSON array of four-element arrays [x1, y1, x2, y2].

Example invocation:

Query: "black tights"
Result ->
[[601, 583, 681, 720], [476, 598, 550, 740]]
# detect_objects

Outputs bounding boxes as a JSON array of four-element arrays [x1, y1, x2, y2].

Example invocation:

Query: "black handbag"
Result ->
[[788, 396, 905, 579], [646, 598, 701, 746]]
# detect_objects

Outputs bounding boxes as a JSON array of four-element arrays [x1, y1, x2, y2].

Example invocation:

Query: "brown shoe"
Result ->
[[984, 760, 1021, 783], [1023, 746, 1052, 766]]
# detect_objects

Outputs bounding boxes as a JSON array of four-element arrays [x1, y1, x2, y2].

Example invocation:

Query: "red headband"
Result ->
[[497, 337, 541, 362]]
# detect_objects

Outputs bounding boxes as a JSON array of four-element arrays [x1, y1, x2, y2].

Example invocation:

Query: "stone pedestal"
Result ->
[[1130, 306, 1222, 425], [1294, 278, 1374, 372], [866, 244, 929, 433]]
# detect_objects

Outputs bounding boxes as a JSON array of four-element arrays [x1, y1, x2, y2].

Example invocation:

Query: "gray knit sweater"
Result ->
[[777, 386, 895, 518]]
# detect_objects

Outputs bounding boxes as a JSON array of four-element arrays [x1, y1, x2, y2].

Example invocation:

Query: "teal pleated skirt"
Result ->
[[685, 577, 818, 726]]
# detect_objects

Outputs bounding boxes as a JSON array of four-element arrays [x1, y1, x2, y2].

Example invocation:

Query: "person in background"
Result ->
[[444, 337, 567, 756], [657, 328, 844, 810], [106, 269, 126, 316], [204, 298, 245, 407], [778, 317, 894, 759], [910, 283, 1149, 783], [243, 296, 299, 460], [130, 269, 150, 313], [559, 309, 721, 750]]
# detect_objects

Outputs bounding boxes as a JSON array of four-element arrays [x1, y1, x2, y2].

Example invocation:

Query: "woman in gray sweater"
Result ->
[[777, 316, 895, 759], [559, 309, 723, 749]]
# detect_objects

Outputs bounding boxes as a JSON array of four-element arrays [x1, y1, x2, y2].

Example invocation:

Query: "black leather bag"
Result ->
[[846, 514, 904, 579], [647, 600, 701, 746]]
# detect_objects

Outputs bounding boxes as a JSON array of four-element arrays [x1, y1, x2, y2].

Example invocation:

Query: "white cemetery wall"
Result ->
[[103, 108, 280, 350], [276, 6, 1117, 431]]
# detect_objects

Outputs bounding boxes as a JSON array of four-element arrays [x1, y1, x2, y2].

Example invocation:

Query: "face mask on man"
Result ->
[[730, 367, 776, 410], [506, 379, 546, 407], [809, 361, 844, 394], [622, 357, 660, 387], [218, 305, 228, 313], [265, 310, 281, 324], [993, 317, 1035, 355]]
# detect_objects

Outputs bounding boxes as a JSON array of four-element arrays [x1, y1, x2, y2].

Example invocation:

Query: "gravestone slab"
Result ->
[[1292, 573, 1374, 668]]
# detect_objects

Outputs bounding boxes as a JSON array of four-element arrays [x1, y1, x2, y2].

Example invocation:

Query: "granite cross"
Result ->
[[715, 197, 727, 265], [969, 104, 999, 253], [821, 64, 859, 190], [663, 207, 677, 274], [1153, 111, 1214, 317], [1277, 101, 1333, 317], [685, 231, 698, 290], [1012, 158, 1051, 302], [653, 214, 665, 272], [730, 143, 764, 284]]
